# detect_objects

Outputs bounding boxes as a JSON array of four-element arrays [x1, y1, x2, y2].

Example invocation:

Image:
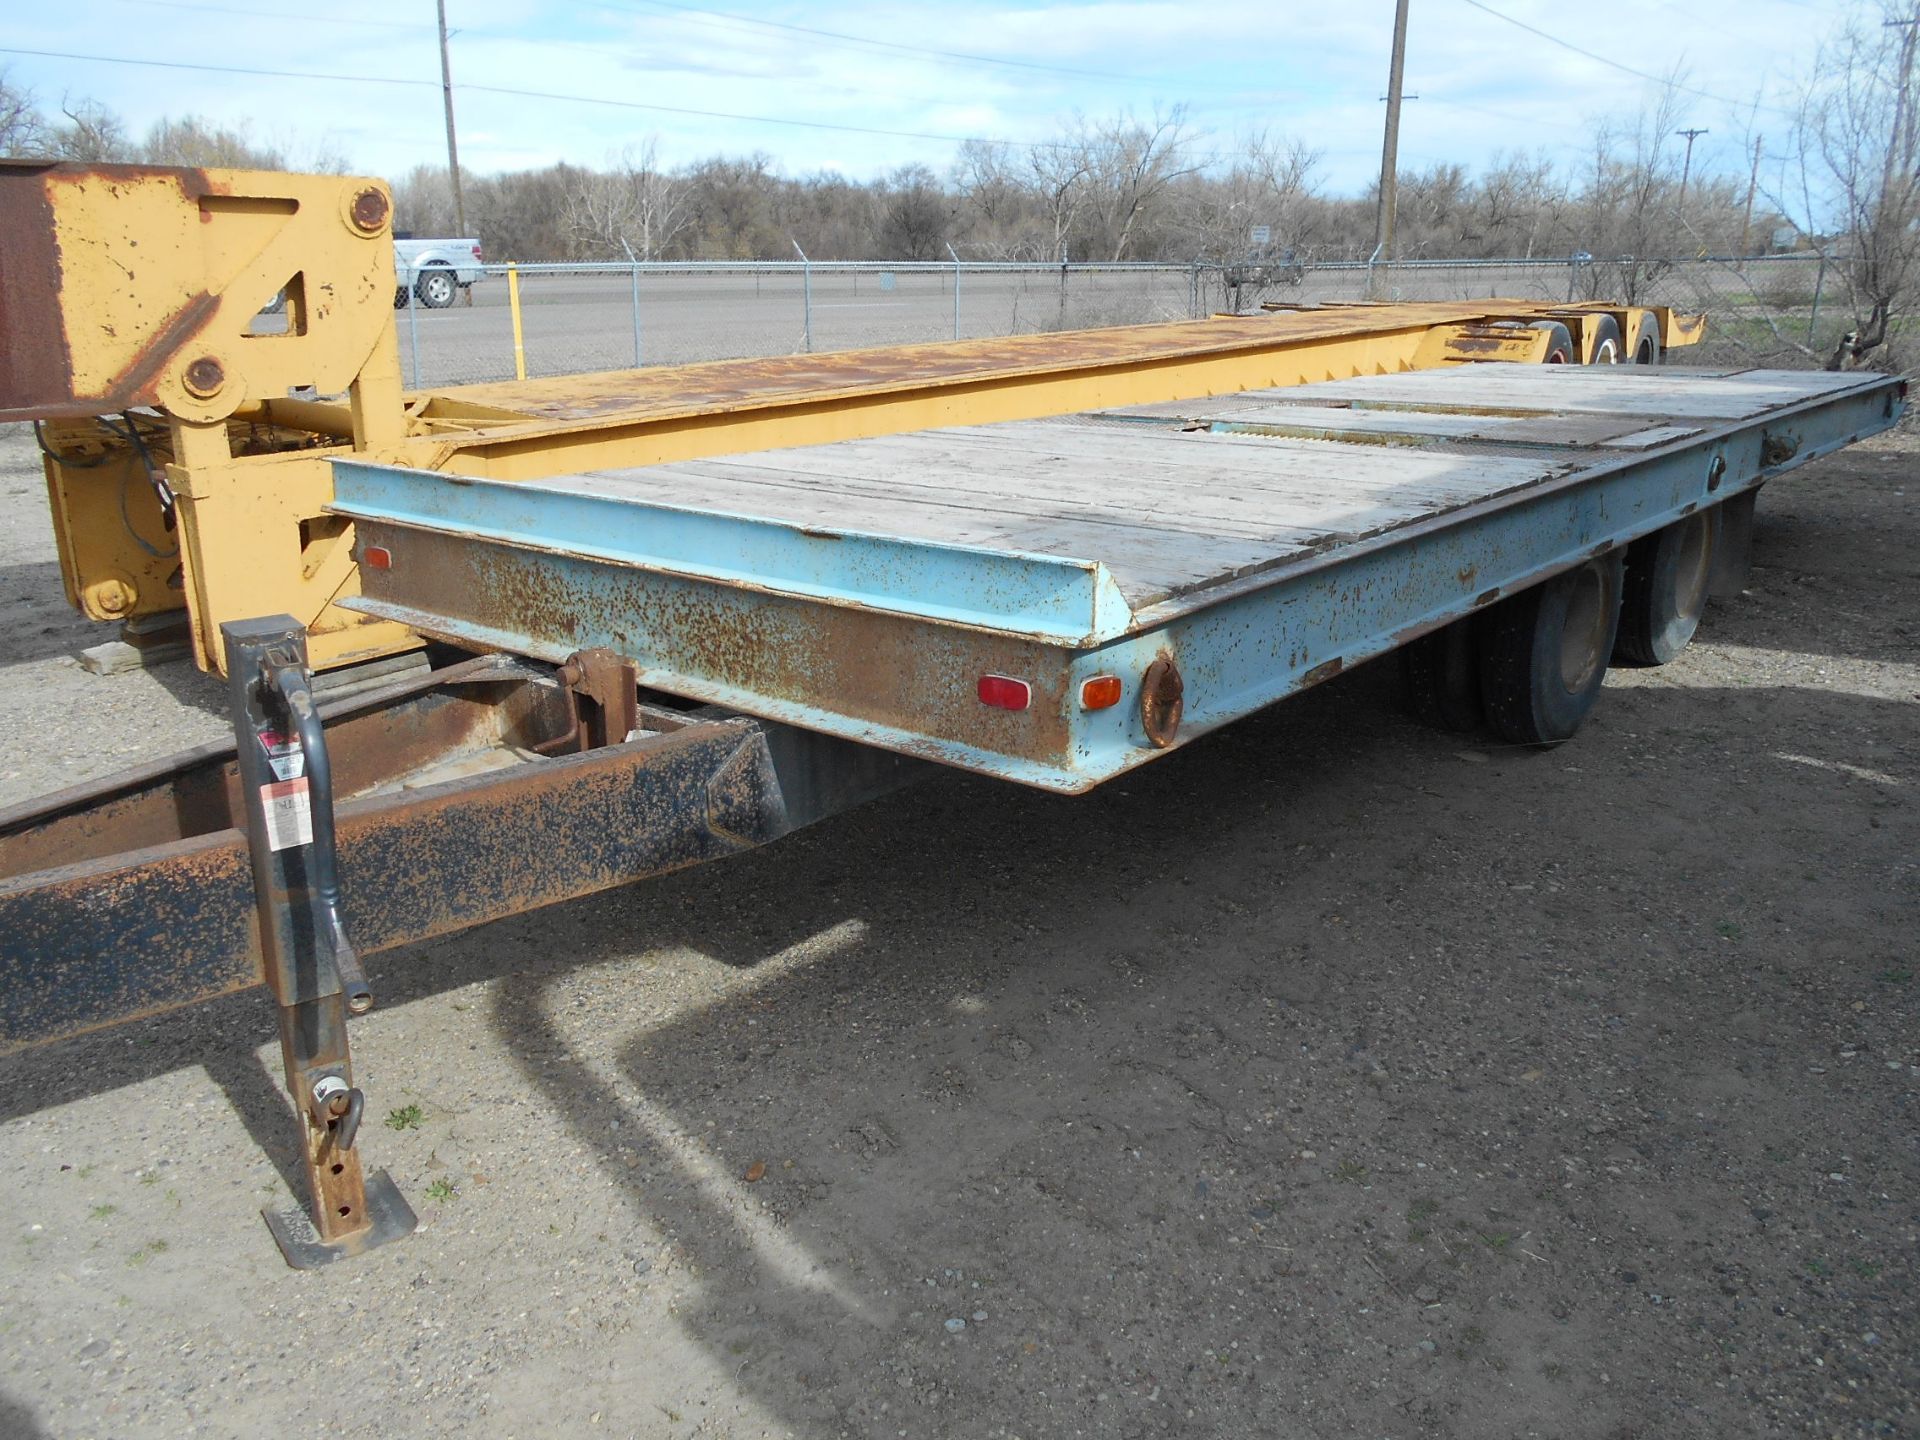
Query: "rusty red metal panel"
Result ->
[[0, 719, 786, 1054], [0, 161, 76, 418]]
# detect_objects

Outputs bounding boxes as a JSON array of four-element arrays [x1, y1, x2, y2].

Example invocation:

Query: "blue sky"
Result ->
[[0, 0, 1855, 191]]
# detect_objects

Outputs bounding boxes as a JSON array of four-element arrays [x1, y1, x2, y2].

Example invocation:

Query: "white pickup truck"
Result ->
[[393, 234, 486, 308]]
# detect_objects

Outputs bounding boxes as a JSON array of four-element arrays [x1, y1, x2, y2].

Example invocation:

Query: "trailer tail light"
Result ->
[[1080, 674, 1122, 710], [362, 545, 392, 570], [977, 675, 1030, 711]]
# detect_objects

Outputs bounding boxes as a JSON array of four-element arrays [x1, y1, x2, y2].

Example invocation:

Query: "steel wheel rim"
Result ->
[[1559, 564, 1608, 692], [1673, 512, 1713, 620]]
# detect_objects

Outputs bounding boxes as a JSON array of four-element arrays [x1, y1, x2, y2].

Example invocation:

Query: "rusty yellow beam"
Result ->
[[413, 301, 1689, 478]]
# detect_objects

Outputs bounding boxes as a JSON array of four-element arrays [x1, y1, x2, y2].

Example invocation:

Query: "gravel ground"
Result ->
[[0, 418, 1915, 1440]]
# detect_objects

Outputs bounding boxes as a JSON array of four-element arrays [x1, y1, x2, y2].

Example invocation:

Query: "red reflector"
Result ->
[[362, 545, 392, 570], [977, 674, 1031, 710], [1080, 674, 1122, 710]]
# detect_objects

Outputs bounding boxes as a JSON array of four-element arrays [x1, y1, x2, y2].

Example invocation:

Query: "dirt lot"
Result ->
[[0, 417, 1914, 1440]]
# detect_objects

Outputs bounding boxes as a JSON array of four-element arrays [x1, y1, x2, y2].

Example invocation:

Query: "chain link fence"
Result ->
[[394, 253, 1844, 390], [395, 261, 1206, 388]]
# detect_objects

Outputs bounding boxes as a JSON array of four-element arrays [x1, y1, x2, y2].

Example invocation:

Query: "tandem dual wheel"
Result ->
[[1401, 508, 1718, 745], [1516, 313, 1655, 366]]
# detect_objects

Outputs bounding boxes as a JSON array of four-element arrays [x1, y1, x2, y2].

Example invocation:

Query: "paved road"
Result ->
[[396, 270, 1203, 387]]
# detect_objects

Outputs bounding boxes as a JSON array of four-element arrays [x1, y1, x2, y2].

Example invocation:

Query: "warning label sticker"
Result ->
[[261, 778, 313, 851], [258, 729, 305, 782]]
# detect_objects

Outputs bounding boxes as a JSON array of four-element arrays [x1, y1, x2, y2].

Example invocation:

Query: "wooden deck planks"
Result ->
[[520, 367, 1866, 615], [542, 422, 1559, 608]]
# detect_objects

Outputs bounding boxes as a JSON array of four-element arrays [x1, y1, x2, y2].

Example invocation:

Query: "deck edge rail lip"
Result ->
[[332, 461, 1134, 647]]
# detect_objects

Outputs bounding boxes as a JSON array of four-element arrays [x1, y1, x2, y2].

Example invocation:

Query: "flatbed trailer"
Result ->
[[0, 163, 1902, 1269], [331, 364, 1899, 792], [0, 359, 1900, 1264]]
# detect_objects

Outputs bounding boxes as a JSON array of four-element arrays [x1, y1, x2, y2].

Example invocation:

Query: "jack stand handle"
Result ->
[[268, 661, 371, 1013]]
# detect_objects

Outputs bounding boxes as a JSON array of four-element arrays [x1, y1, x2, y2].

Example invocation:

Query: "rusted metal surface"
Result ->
[[349, 186, 390, 234], [559, 647, 640, 752], [1140, 656, 1183, 749], [0, 162, 398, 424], [428, 300, 1663, 455], [342, 522, 1078, 771], [0, 686, 925, 1057], [0, 654, 540, 875], [0, 161, 74, 416]]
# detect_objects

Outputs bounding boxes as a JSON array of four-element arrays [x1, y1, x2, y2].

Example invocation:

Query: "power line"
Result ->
[[105, 0, 430, 31], [596, 0, 1154, 86], [0, 44, 1099, 151], [89, 0, 1278, 122], [0, 46, 425, 89], [1456, 0, 1797, 118]]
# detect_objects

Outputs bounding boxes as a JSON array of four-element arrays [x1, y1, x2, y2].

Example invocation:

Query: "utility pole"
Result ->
[[1675, 127, 1708, 208], [1881, 10, 1918, 217], [437, 0, 468, 240], [1741, 135, 1763, 255], [1372, 0, 1411, 281]]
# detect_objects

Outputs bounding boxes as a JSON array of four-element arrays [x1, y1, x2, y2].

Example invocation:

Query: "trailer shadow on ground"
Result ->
[[1, 568, 1913, 1437], [442, 660, 1912, 1438]]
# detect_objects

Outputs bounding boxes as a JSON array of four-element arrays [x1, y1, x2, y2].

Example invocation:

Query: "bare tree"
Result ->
[[0, 68, 52, 157], [563, 141, 690, 260], [878, 163, 949, 259], [55, 98, 127, 162], [1573, 82, 1688, 302], [141, 115, 286, 169], [1083, 107, 1203, 261], [1026, 136, 1093, 262], [1792, 0, 1920, 366]]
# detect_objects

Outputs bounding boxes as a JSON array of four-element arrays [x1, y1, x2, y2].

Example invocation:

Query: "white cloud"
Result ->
[[2, 0, 1856, 188]]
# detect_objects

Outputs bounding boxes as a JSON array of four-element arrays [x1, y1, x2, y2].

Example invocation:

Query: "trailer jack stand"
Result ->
[[224, 617, 417, 1269]]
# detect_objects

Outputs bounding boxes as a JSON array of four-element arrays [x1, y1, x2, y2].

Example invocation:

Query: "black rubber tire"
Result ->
[[1529, 320, 1575, 364], [1627, 312, 1662, 365], [1401, 618, 1483, 732], [1613, 509, 1720, 665], [416, 266, 457, 308], [1477, 553, 1625, 745], [1585, 314, 1623, 364]]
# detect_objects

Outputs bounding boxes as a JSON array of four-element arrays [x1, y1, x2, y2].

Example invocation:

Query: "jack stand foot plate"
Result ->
[[263, 1168, 417, 1270]]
